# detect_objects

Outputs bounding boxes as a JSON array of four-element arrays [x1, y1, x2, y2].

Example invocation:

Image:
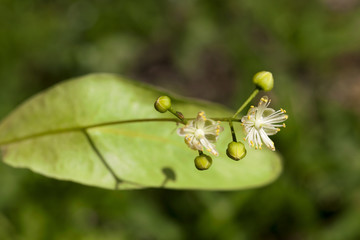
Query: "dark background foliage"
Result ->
[[1, 0, 360, 239]]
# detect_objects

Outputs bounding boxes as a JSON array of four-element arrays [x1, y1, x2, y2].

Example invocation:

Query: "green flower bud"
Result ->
[[194, 154, 212, 170], [154, 96, 171, 113], [226, 141, 246, 161], [253, 71, 274, 91]]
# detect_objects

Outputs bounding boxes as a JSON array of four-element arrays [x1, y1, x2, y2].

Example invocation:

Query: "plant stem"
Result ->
[[232, 89, 259, 119]]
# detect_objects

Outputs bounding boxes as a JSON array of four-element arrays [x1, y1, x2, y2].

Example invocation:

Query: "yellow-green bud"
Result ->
[[154, 96, 171, 113], [253, 71, 274, 91], [226, 141, 246, 161], [194, 154, 212, 170]]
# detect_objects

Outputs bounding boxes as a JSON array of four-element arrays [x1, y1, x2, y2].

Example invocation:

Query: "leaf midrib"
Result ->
[[0, 118, 180, 146], [0, 117, 241, 146]]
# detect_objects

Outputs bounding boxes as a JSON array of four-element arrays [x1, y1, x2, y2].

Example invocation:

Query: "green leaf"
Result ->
[[0, 74, 282, 190]]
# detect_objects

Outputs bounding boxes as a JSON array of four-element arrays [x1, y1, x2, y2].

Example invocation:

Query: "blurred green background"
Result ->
[[1, 0, 360, 239]]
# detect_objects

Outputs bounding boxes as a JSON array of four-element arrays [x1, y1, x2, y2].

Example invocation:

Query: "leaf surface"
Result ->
[[0, 74, 282, 190]]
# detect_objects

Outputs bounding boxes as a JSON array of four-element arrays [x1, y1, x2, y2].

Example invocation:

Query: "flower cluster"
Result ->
[[153, 71, 288, 170]]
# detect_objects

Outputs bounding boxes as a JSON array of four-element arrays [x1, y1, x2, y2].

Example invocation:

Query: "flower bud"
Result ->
[[253, 71, 274, 91], [226, 141, 246, 161], [194, 154, 212, 170], [154, 96, 171, 113]]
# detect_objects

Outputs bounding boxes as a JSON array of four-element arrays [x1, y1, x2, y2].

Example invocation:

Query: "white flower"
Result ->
[[241, 96, 288, 151], [177, 111, 224, 156]]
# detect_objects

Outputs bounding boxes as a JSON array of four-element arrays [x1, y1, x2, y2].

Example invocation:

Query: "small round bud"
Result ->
[[253, 71, 274, 91], [194, 154, 212, 170], [154, 96, 171, 113], [226, 141, 246, 161]]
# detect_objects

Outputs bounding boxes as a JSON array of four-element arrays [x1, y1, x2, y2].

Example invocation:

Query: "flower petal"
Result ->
[[195, 111, 207, 129], [259, 128, 275, 151], [200, 138, 218, 156], [177, 126, 196, 136]]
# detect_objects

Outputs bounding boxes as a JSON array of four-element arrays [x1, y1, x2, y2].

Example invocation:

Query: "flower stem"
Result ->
[[168, 107, 188, 124], [232, 89, 259, 119], [229, 120, 237, 142]]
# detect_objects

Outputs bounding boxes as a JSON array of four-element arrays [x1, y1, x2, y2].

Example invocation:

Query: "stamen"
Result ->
[[261, 97, 267, 102]]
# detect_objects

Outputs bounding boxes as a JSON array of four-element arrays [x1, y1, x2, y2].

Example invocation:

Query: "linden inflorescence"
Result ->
[[154, 71, 288, 170]]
